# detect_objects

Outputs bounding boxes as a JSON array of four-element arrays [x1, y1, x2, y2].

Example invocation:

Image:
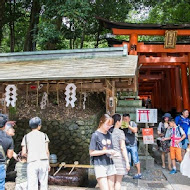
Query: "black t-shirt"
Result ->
[[0, 130, 14, 163], [89, 130, 114, 166]]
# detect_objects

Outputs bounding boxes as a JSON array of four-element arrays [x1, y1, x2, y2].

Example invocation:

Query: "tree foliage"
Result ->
[[1, 0, 190, 52]]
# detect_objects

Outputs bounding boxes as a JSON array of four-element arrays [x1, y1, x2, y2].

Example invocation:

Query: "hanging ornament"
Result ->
[[65, 83, 77, 108], [82, 92, 87, 110], [40, 92, 48, 109], [38, 84, 43, 90], [5, 85, 17, 107]]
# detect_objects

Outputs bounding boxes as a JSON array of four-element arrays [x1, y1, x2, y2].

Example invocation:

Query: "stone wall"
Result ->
[[12, 111, 103, 165]]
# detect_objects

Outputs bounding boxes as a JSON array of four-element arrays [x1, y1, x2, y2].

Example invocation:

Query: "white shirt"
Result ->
[[21, 130, 49, 163]]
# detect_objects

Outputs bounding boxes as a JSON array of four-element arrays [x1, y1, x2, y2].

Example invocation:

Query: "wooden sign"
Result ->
[[142, 128, 154, 144], [164, 30, 177, 49]]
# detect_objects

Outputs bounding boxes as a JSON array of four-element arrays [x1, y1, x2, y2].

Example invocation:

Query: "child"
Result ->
[[15, 152, 27, 190], [163, 119, 186, 174]]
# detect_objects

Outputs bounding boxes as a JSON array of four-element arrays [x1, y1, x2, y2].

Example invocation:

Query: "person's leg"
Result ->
[[97, 177, 109, 190], [38, 160, 49, 190], [176, 148, 182, 163], [167, 153, 172, 170], [161, 152, 166, 168], [131, 146, 141, 174], [0, 164, 6, 190], [170, 147, 177, 174], [27, 161, 38, 190], [114, 175, 123, 190], [107, 175, 115, 190]]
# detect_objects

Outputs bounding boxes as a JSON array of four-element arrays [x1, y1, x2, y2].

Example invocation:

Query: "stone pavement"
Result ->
[[5, 163, 190, 190], [162, 168, 190, 190]]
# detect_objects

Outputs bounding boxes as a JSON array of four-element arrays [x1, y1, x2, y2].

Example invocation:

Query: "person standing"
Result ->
[[164, 119, 186, 174], [15, 152, 27, 190], [21, 117, 50, 190], [0, 114, 14, 190], [175, 109, 190, 157], [157, 113, 172, 170], [112, 114, 130, 190], [89, 114, 116, 190], [122, 113, 141, 179]]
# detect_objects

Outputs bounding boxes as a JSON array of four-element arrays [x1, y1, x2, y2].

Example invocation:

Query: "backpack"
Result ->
[[177, 126, 185, 145]]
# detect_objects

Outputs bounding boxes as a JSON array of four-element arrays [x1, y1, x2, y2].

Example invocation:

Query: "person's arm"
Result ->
[[128, 125, 137, 133], [89, 149, 115, 157], [45, 142, 51, 171], [120, 139, 130, 171], [163, 128, 171, 141], [128, 122, 137, 133], [7, 138, 14, 159], [21, 136, 27, 157]]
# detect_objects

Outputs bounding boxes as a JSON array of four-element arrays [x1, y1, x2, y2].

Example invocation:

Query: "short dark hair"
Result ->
[[182, 109, 189, 113], [112, 114, 121, 127], [29, 117, 41, 129], [123, 113, 130, 118], [169, 118, 175, 123]]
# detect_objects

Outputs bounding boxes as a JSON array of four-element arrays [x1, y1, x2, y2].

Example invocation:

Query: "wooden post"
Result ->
[[112, 80, 116, 115], [129, 33, 138, 55], [175, 67, 183, 112], [180, 63, 190, 110], [106, 79, 116, 115], [170, 68, 177, 109], [166, 70, 172, 111]]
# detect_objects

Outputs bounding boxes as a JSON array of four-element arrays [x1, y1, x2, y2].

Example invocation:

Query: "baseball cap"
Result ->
[[0, 114, 8, 128]]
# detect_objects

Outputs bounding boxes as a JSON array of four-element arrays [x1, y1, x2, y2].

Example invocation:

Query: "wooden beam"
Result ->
[[141, 65, 176, 69], [139, 55, 188, 64], [139, 75, 163, 81], [112, 28, 190, 36], [137, 44, 190, 53]]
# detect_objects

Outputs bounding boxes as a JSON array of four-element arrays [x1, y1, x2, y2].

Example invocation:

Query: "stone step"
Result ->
[[116, 107, 146, 113], [120, 96, 140, 100], [117, 100, 142, 107], [115, 112, 136, 121]]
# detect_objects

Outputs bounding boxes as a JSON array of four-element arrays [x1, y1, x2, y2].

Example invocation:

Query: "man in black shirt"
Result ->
[[0, 114, 14, 190]]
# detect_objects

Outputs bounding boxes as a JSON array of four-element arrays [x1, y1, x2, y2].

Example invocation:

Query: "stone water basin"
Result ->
[[48, 168, 87, 187]]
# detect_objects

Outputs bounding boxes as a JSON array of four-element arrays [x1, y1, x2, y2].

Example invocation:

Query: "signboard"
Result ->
[[142, 128, 154, 144], [136, 109, 157, 123]]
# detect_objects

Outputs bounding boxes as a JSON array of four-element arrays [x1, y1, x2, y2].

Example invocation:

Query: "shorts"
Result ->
[[94, 164, 116, 179], [127, 145, 140, 164], [182, 139, 189, 150], [170, 147, 182, 161]]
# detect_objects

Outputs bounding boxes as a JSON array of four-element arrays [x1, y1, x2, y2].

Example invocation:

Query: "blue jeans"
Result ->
[[0, 164, 6, 190], [126, 145, 140, 165]]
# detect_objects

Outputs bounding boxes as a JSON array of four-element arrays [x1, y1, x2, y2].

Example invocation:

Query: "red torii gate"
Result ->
[[97, 17, 190, 112]]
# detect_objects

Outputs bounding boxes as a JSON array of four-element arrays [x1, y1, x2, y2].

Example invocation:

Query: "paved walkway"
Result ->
[[162, 168, 190, 190]]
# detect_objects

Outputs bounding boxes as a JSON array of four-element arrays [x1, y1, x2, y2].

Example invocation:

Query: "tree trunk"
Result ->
[[24, 0, 40, 51], [95, 25, 101, 48], [80, 23, 86, 49], [9, 0, 15, 52], [0, 0, 6, 48]]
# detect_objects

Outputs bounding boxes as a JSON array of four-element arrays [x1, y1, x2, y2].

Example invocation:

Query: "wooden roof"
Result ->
[[97, 17, 190, 30], [0, 47, 138, 81]]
